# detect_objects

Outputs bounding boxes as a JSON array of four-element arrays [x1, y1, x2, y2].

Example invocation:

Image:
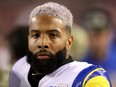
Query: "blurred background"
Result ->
[[0, 0, 116, 87]]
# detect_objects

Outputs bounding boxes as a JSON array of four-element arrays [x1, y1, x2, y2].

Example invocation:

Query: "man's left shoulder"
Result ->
[[69, 61, 92, 72], [72, 64, 112, 87]]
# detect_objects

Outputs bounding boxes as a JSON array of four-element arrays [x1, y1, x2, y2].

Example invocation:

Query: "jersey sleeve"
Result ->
[[85, 76, 110, 87], [83, 67, 111, 87], [72, 65, 112, 87]]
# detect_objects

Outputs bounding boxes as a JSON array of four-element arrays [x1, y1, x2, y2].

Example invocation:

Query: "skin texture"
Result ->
[[28, 15, 73, 62]]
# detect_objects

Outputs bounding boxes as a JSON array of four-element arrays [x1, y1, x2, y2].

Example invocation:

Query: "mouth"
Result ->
[[36, 52, 51, 60]]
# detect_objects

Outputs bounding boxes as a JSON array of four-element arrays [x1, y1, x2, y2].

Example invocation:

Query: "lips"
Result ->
[[36, 52, 50, 60]]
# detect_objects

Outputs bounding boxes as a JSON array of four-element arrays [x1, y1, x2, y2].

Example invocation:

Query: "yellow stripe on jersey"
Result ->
[[82, 68, 104, 87], [85, 76, 110, 87]]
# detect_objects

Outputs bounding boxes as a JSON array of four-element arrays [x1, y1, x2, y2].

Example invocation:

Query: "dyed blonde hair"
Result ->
[[29, 2, 73, 30]]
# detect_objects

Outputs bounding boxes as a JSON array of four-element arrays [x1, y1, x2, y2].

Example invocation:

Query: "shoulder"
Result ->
[[9, 56, 31, 87], [10, 56, 30, 77], [72, 64, 112, 87], [68, 61, 92, 72], [12, 56, 29, 71]]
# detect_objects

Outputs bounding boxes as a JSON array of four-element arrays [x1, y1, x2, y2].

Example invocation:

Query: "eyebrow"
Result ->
[[47, 29, 60, 33], [30, 30, 39, 33]]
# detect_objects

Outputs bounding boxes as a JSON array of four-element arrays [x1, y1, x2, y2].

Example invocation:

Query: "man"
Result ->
[[9, 2, 112, 87]]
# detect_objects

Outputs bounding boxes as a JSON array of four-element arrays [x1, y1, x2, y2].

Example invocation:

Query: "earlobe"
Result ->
[[66, 36, 73, 50]]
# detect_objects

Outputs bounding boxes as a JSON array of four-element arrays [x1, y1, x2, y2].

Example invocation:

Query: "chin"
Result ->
[[27, 48, 66, 74]]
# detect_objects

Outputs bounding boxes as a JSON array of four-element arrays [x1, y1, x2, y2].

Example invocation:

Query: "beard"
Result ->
[[27, 48, 66, 75]]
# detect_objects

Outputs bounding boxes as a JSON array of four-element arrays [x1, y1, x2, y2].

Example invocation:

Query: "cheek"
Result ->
[[50, 41, 66, 53], [28, 39, 37, 53]]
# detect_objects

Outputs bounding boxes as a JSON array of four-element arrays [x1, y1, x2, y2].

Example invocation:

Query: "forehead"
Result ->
[[29, 15, 65, 31]]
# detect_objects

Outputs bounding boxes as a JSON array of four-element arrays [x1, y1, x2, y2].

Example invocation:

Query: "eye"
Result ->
[[49, 33, 57, 39], [32, 33, 40, 39]]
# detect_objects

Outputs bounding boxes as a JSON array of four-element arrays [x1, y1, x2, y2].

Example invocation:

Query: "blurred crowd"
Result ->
[[0, 26, 29, 87], [80, 8, 116, 86], [0, 1, 116, 87]]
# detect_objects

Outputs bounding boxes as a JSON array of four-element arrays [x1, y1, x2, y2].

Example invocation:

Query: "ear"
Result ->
[[66, 36, 73, 51]]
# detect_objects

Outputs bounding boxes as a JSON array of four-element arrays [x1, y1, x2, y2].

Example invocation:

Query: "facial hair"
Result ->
[[27, 48, 66, 75]]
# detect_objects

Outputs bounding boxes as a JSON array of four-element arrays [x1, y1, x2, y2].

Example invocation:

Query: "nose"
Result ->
[[38, 35, 49, 49]]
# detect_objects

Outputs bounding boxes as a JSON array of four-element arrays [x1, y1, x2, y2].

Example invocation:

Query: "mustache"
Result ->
[[35, 49, 52, 56]]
